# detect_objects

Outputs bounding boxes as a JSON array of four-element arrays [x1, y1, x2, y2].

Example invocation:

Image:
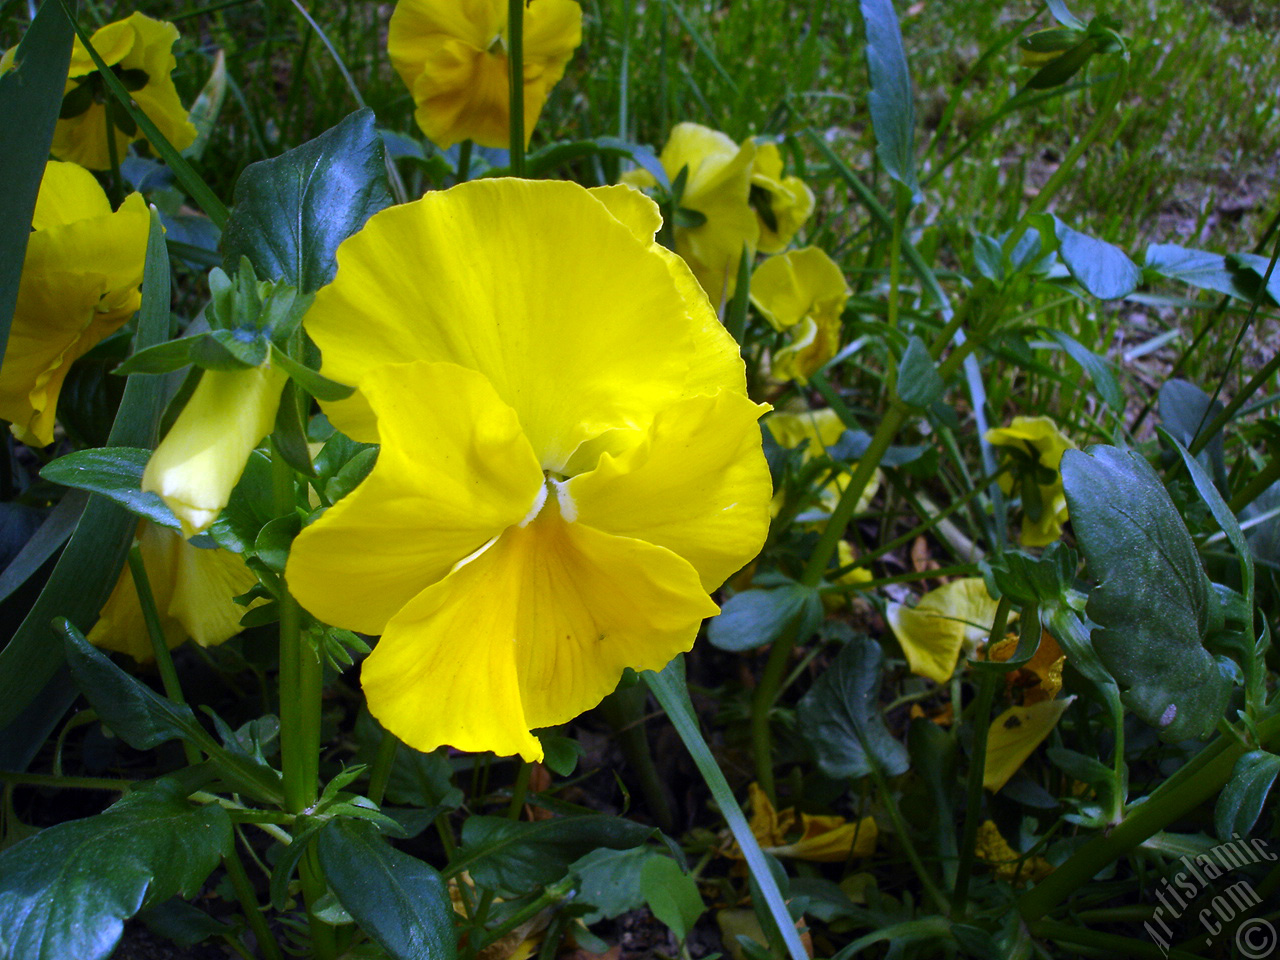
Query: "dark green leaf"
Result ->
[[707, 584, 822, 652], [572, 847, 657, 924], [896, 335, 943, 408], [324, 447, 378, 504], [797, 636, 909, 779], [537, 734, 585, 777], [0, 778, 230, 960], [859, 0, 921, 201], [1061, 445, 1229, 740], [456, 815, 652, 895], [272, 379, 314, 477], [253, 513, 301, 574], [640, 856, 704, 943], [1159, 378, 1225, 480], [672, 206, 708, 229], [1224, 251, 1280, 307], [1144, 243, 1266, 303], [0, 491, 84, 607], [384, 745, 463, 813], [1054, 218, 1140, 300], [138, 898, 234, 948], [972, 232, 1004, 283], [319, 819, 457, 960], [40, 447, 180, 531], [113, 336, 202, 376], [209, 450, 275, 554], [1043, 329, 1124, 412], [270, 344, 355, 401], [1026, 37, 1095, 89], [222, 108, 392, 294], [1215, 750, 1280, 840], [0, 211, 169, 731], [0, 0, 77, 368]]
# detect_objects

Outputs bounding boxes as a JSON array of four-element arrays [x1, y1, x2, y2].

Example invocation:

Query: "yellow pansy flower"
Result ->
[[765, 407, 882, 517], [43, 12, 197, 170], [143, 364, 289, 537], [89, 521, 261, 662], [886, 577, 1001, 683], [750, 141, 814, 254], [975, 821, 1053, 882], [752, 247, 850, 384], [623, 123, 759, 305], [288, 179, 772, 761], [729, 783, 876, 862], [388, 0, 582, 150], [0, 161, 148, 447], [985, 415, 1075, 547]]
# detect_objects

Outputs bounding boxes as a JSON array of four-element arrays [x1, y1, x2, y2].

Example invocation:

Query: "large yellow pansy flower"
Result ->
[[46, 13, 196, 171], [752, 247, 850, 384], [288, 179, 772, 761], [388, 0, 582, 150], [89, 522, 262, 662], [0, 161, 148, 447], [623, 123, 759, 305], [985, 415, 1075, 547]]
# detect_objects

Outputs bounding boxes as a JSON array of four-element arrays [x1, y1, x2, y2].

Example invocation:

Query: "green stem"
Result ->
[[475, 877, 573, 952], [223, 843, 284, 960], [105, 107, 124, 209], [506, 761, 531, 819], [1191, 344, 1280, 457], [599, 682, 675, 834], [128, 545, 201, 768], [749, 616, 801, 802], [865, 757, 950, 914], [951, 595, 1012, 917], [455, 139, 473, 184], [1228, 454, 1280, 512], [367, 730, 398, 807], [0, 771, 130, 791], [271, 444, 333, 960], [1028, 920, 1203, 960], [506, 0, 525, 176], [1019, 710, 1280, 922]]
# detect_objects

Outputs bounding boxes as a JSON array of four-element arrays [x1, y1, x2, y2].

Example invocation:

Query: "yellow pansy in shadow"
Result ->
[[765, 406, 882, 518], [43, 12, 196, 170], [983, 630, 1069, 792], [986, 415, 1075, 547], [728, 783, 876, 862], [0, 161, 147, 447], [752, 247, 850, 384], [750, 141, 815, 254], [143, 364, 288, 537], [89, 522, 261, 662], [623, 123, 759, 305], [289, 179, 772, 761], [886, 577, 1000, 683], [388, 0, 582, 150], [975, 821, 1053, 883]]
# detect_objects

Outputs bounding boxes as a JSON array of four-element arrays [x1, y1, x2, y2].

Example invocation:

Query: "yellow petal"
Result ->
[[983, 696, 1074, 792], [388, 0, 581, 149], [287, 361, 544, 636], [771, 314, 840, 384], [567, 391, 772, 591], [985, 415, 1074, 470], [769, 814, 877, 862], [89, 522, 185, 661], [170, 536, 263, 647], [751, 247, 850, 332], [765, 406, 845, 451], [307, 178, 744, 469], [361, 494, 717, 760], [143, 364, 288, 537], [587, 183, 663, 242], [886, 578, 1000, 683], [0, 172, 147, 447], [749, 142, 815, 254], [746, 782, 783, 847], [975, 820, 1054, 882]]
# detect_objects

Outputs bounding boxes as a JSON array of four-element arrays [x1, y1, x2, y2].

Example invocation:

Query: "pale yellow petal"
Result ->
[[886, 578, 1000, 683], [170, 538, 262, 647], [983, 697, 1074, 792], [88, 522, 184, 661]]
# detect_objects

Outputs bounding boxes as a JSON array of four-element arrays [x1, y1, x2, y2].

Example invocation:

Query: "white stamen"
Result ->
[[518, 484, 549, 528], [552, 479, 578, 523]]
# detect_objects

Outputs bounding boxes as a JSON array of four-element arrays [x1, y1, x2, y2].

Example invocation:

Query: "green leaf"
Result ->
[[896, 335, 943, 408], [0, 0, 77, 369], [383, 744, 464, 814], [40, 447, 180, 531], [1144, 243, 1269, 304], [182, 48, 226, 163], [270, 344, 355, 401], [113, 335, 202, 376], [1215, 750, 1280, 840], [0, 778, 231, 960], [1054, 218, 1140, 300], [796, 636, 910, 779], [1046, 0, 1086, 29], [1025, 37, 1095, 89], [271, 379, 315, 476], [253, 513, 301, 574], [640, 856, 705, 943], [1042, 329, 1124, 412], [1159, 378, 1226, 481], [571, 847, 658, 924], [707, 584, 822, 653], [455, 815, 653, 895], [0, 492, 84, 607], [1061, 445, 1229, 740], [537, 733, 585, 777], [0, 210, 169, 732], [318, 819, 457, 960], [209, 450, 275, 554], [859, 0, 921, 201], [222, 108, 392, 294]]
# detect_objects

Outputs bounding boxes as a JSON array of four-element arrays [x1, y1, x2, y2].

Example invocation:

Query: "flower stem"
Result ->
[[951, 594, 1012, 918], [104, 109, 124, 209], [506, 761, 531, 819], [271, 442, 334, 960], [455, 139, 473, 184], [749, 616, 801, 803], [223, 841, 284, 960], [506, 0, 525, 176], [367, 729, 398, 807]]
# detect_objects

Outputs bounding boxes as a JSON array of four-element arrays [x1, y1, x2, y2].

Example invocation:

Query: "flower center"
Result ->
[[518, 476, 577, 528]]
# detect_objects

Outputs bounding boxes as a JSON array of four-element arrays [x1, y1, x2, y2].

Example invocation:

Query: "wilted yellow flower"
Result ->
[[731, 783, 876, 862], [752, 247, 850, 383], [983, 632, 1069, 792], [886, 578, 1001, 683], [388, 0, 582, 150], [0, 161, 148, 447], [89, 521, 261, 662], [288, 179, 772, 761], [42, 12, 197, 170], [986, 415, 1075, 547], [143, 364, 288, 537], [765, 407, 881, 517], [623, 123, 759, 305], [975, 821, 1053, 882], [750, 141, 814, 254]]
